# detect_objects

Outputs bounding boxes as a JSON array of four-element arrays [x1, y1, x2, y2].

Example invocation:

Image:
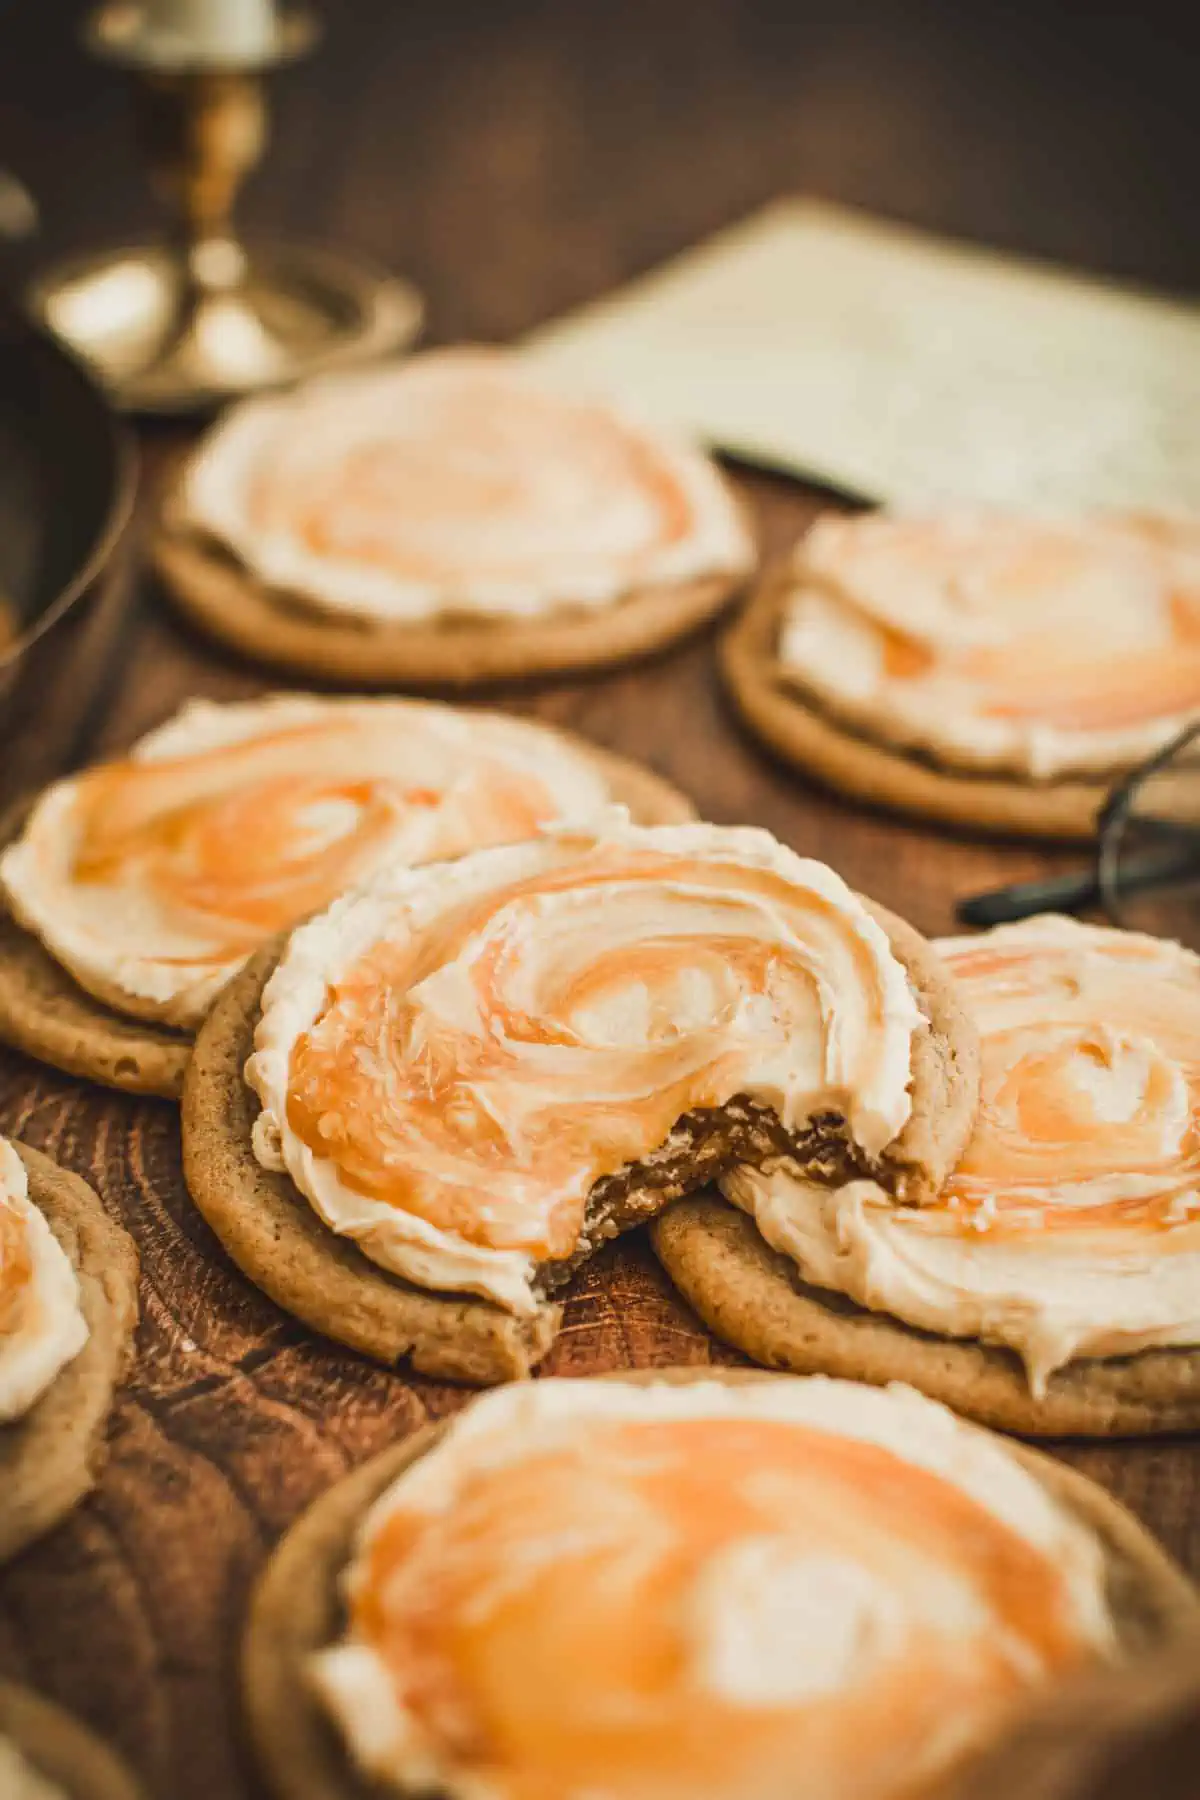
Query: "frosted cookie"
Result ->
[[242, 1370, 1197, 1800], [155, 348, 755, 685], [182, 817, 977, 1383], [724, 511, 1200, 839], [656, 916, 1200, 1436], [0, 1138, 139, 1561], [0, 1685, 145, 1800], [0, 694, 693, 1097]]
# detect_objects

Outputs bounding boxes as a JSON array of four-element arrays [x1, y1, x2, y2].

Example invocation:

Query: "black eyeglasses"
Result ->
[[957, 719, 1200, 948]]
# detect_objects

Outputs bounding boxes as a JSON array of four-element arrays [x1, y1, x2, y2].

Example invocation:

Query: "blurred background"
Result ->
[[3, 0, 1199, 347]]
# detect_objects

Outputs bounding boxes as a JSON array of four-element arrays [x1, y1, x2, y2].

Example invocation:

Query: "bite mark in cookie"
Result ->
[[184, 817, 977, 1382]]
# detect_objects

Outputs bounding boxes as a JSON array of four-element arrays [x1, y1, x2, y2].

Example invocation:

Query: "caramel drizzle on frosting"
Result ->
[[283, 842, 901, 1264], [182, 350, 751, 621], [929, 925, 1200, 1245], [342, 1412, 1099, 1800], [253, 380, 698, 588], [65, 714, 577, 966], [0, 1163, 32, 1337], [784, 511, 1200, 758]]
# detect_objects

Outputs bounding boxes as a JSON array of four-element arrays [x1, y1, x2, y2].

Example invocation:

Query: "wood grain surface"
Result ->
[[2, 3, 1199, 1797]]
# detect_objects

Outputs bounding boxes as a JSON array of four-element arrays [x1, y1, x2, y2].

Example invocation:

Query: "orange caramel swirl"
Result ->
[[778, 510, 1200, 778], [248, 823, 921, 1313], [0, 1144, 32, 1339], [725, 916, 1200, 1388], [937, 919, 1200, 1236], [0, 697, 614, 1027], [179, 349, 753, 623], [0, 1136, 88, 1423], [310, 1378, 1114, 1800]]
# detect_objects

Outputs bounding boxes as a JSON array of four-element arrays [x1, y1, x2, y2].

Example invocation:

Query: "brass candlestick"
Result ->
[[27, 1, 422, 413]]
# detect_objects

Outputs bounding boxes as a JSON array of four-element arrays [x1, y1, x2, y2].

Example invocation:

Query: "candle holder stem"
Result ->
[[25, 3, 422, 414], [137, 69, 264, 288]]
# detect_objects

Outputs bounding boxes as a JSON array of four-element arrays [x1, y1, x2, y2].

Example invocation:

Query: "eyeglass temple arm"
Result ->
[[956, 867, 1100, 928], [959, 838, 1200, 928], [960, 721, 1200, 931]]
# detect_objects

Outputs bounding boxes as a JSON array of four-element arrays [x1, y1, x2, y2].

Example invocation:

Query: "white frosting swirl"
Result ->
[[0, 695, 616, 1027], [176, 348, 754, 624], [777, 510, 1200, 779], [311, 1376, 1115, 1800], [725, 916, 1200, 1391], [247, 818, 921, 1313], [0, 1137, 88, 1424]]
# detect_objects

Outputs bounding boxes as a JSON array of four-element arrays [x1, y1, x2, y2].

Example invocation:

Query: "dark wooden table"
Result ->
[[2, 5, 1200, 1796]]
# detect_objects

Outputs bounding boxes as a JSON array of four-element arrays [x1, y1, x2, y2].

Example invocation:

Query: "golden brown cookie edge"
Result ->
[[155, 526, 750, 687], [652, 1195, 1200, 1438], [0, 911, 190, 1099], [0, 1677, 147, 1800], [0, 1681, 147, 1800], [0, 1145, 140, 1562]]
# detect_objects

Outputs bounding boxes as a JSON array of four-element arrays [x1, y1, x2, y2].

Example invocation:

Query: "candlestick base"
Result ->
[[27, 239, 422, 414]]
